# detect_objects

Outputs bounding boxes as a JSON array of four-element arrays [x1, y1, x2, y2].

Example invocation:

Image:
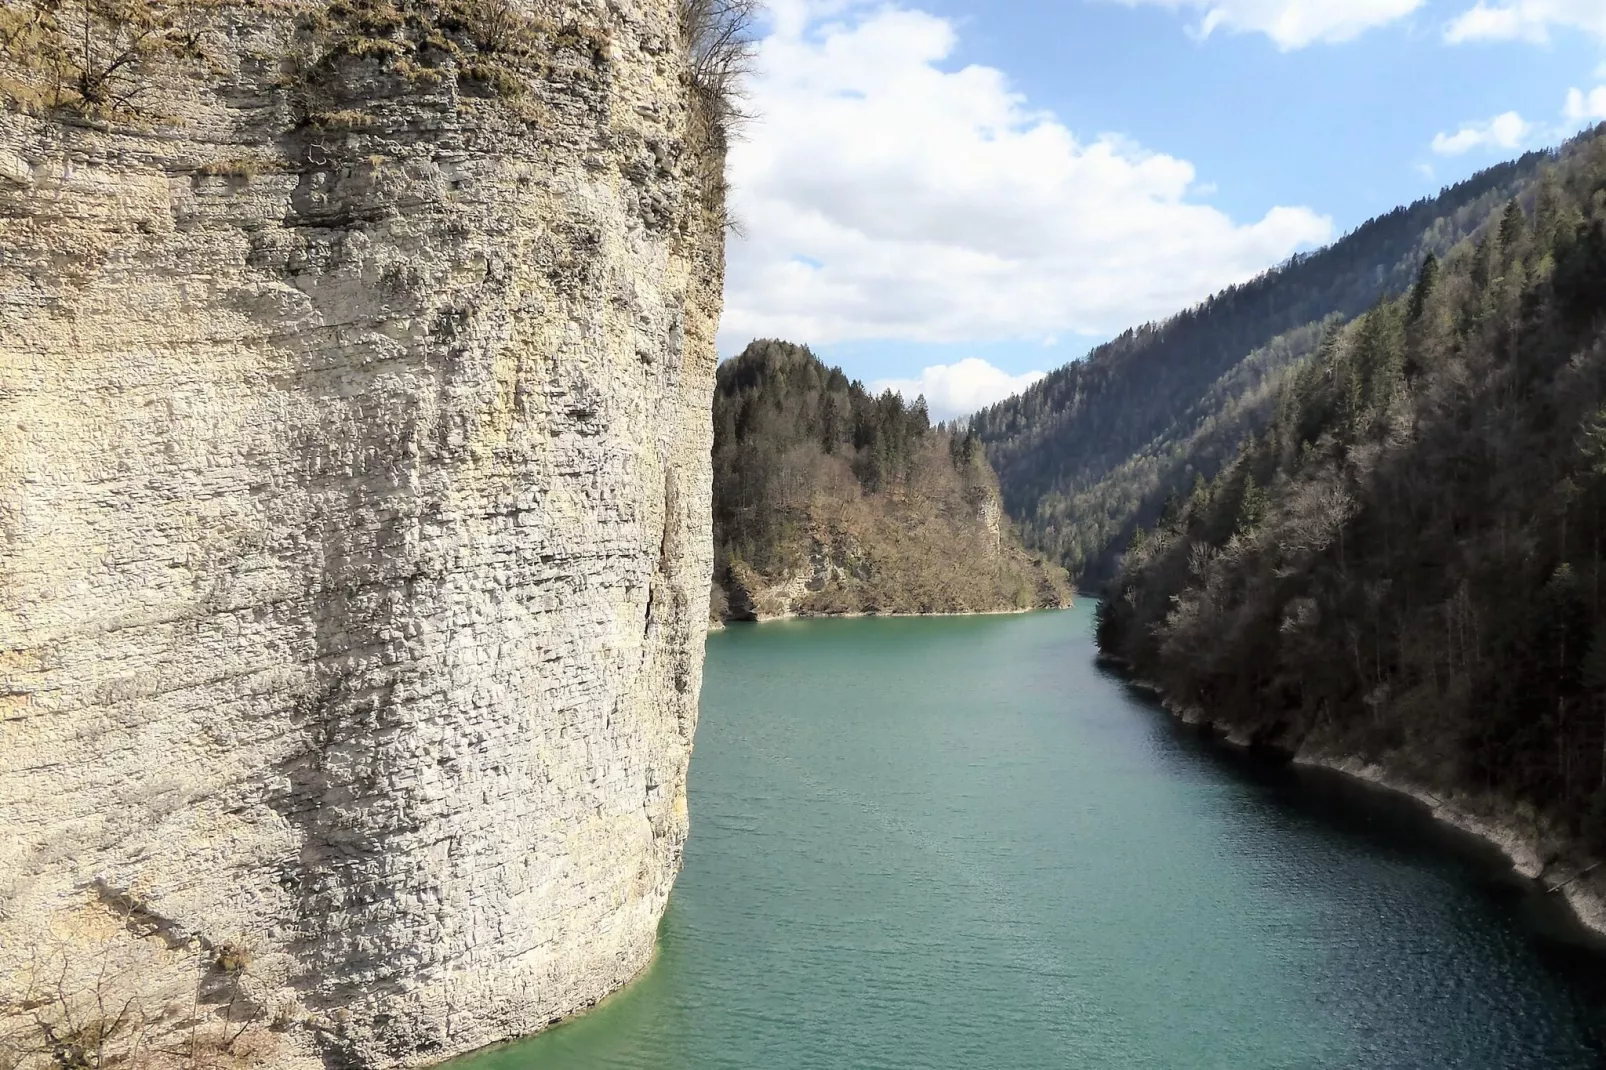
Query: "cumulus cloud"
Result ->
[[1432, 84, 1606, 161], [1430, 111, 1535, 155], [1113, 0, 1422, 48], [1445, 0, 1606, 43], [1566, 85, 1606, 124], [719, 2, 1333, 354], [870, 359, 1047, 421]]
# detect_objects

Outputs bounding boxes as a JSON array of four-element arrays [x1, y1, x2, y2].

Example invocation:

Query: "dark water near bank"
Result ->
[[461, 606, 1606, 1069]]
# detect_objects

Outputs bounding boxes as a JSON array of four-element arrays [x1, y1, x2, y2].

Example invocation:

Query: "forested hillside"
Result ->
[[1098, 127, 1606, 850], [972, 148, 1556, 582], [712, 340, 1070, 620]]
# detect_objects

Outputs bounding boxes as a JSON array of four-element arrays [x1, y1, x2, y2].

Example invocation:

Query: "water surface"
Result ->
[[460, 606, 1606, 1069]]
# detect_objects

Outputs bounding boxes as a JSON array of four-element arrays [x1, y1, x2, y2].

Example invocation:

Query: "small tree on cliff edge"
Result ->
[[680, 0, 759, 133]]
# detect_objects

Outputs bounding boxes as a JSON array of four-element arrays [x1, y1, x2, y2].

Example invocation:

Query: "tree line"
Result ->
[[1098, 126, 1606, 847], [711, 339, 1066, 619], [714, 338, 946, 573]]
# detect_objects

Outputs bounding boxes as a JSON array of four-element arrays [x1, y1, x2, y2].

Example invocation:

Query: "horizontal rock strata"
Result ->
[[0, 2, 722, 1066]]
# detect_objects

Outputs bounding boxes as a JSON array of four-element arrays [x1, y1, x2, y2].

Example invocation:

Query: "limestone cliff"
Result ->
[[0, 2, 723, 1068]]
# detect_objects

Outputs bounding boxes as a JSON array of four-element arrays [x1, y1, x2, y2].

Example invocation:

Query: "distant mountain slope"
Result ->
[[971, 148, 1556, 583], [1097, 125, 1606, 878], [711, 340, 1070, 620]]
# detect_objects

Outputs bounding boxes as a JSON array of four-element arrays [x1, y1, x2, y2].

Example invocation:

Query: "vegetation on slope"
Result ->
[[1098, 126, 1606, 851], [712, 340, 1070, 620], [971, 149, 1558, 583]]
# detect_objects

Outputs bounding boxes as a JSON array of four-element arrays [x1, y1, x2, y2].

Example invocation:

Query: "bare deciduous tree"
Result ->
[[678, 0, 758, 130], [0, 0, 207, 116]]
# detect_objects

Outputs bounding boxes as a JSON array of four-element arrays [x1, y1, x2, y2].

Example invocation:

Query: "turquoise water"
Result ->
[[461, 606, 1606, 1069]]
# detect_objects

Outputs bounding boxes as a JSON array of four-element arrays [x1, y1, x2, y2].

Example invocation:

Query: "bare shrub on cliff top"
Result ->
[[678, 0, 758, 231], [0, 0, 209, 117], [1, 942, 271, 1070], [679, 0, 757, 132]]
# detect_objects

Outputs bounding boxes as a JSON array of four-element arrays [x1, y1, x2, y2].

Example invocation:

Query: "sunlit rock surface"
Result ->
[[0, 3, 722, 1065]]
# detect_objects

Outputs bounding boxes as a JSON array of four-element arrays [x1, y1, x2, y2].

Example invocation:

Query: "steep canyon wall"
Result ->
[[0, 3, 722, 1067]]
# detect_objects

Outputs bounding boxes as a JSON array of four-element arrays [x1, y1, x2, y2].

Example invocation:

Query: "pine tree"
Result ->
[[1498, 198, 1527, 256], [1407, 253, 1438, 322], [1235, 473, 1268, 535]]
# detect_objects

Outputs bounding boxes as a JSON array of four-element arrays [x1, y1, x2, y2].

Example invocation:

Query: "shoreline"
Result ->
[[710, 604, 1069, 631], [1103, 657, 1606, 942], [1292, 754, 1606, 928], [438, 919, 669, 1066]]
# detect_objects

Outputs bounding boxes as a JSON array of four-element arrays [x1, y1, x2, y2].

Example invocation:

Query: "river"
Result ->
[[456, 605, 1606, 1069]]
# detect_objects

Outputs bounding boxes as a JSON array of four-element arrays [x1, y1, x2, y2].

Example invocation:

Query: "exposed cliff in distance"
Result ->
[[0, 1, 726, 1068], [970, 148, 1555, 584], [711, 340, 1070, 621], [1097, 126, 1606, 928]]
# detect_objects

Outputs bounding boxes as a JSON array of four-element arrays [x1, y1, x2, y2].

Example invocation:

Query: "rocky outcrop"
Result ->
[[720, 469, 1072, 621], [0, 2, 722, 1067]]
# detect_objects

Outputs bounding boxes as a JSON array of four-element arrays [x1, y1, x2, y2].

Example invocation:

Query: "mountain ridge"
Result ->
[[972, 146, 1560, 582]]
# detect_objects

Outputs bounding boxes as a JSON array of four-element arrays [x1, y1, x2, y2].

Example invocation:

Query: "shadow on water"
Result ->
[[1103, 666, 1606, 1050]]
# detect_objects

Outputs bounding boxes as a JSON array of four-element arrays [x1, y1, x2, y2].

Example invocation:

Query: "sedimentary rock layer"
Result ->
[[0, 3, 722, 1066]]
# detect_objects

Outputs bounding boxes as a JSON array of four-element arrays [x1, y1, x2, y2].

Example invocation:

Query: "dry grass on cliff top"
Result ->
[[0, 0, 215, 118], [293, 0, 612, 120], [0, 0, 753, 125]]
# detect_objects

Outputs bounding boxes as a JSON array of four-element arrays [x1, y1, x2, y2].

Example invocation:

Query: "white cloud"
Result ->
[[1432, 85, 1606, 160], [1114, 0, 1422, 48], [1565, 85, 1606, 123], [721, 3, 1333, 354], [1445, 3, 1536, 40], [1430, 111, 1535, 155], [1445, 1, 1606, 43], [871, 359, 1047, 421]]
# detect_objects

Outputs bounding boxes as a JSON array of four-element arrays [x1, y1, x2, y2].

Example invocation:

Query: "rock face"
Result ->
[[0, 3, 722, 1068]]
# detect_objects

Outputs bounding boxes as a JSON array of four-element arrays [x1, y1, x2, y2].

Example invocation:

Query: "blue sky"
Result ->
[[718, 0, 1606, 419]]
